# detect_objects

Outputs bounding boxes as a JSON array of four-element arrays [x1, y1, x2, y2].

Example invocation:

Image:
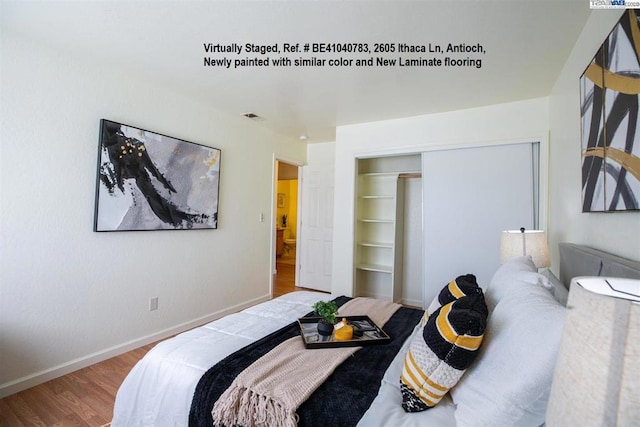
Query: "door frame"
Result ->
[[270, 154, 304, 295]]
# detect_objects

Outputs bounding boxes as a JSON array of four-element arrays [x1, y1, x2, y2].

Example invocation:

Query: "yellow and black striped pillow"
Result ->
[[422, 274, 483, 326], [401, 293, 488, 412]]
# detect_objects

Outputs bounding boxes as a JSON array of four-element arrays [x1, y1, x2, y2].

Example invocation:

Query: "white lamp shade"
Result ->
[[546, 277, 640, 426], [500, 229, 550, 268]]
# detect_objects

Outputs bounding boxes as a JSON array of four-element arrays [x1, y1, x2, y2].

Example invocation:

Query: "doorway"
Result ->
[[273, 160, 299, 297]]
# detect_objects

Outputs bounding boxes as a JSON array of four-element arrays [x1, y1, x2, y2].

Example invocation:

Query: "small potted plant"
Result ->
[[313, 300, 338, 336]]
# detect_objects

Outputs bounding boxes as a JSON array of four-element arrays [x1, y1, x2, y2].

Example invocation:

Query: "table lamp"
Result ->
[[546, 277, 640, 426], [500, 227, 551, 268]]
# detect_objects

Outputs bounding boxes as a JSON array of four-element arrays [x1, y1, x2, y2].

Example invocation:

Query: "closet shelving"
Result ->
[[355, 172, 403, 301]]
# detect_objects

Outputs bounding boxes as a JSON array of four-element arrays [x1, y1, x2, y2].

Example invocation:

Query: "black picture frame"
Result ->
[[94, 119, 221, 231]]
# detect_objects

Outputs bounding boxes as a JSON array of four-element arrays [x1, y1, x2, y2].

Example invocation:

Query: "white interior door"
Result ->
[[298, 164, 334, 292], [422, 142, 536, 306]]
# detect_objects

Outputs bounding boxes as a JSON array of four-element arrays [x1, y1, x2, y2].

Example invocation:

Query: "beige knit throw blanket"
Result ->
[[211, 297, 401, 427]]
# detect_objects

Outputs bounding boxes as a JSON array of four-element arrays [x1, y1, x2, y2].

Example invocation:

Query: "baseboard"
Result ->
[[0, 294, 270, 399], [400, 297, 423, 308], [356, 291, 392, 300]]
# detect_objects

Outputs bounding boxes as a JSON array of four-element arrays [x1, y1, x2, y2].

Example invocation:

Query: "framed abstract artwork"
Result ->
[[94, 119, 221, 231], [580, 10, 640, 212]]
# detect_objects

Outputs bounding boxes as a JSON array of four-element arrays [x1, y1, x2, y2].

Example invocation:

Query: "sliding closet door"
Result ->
[[422, 143, 535, 306]]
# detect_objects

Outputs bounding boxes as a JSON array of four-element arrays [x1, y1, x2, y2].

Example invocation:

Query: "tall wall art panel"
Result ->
[[581, 10, 640, 212]]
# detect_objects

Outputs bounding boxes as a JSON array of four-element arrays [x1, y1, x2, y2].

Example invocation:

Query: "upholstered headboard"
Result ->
[[558, 242, 640, 288]]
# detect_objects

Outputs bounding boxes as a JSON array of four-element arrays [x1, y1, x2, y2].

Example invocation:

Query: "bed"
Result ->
[[112, 243, 640, 426]]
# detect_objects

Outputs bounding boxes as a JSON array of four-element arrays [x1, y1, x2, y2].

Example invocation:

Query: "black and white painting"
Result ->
[[94, 119, 221, 231], [581, 10, 640, 212]]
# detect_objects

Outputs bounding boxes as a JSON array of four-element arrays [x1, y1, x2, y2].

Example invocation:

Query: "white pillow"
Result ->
[[540, 269, 569, 306], [450, 284, 566, 427], [485, 271, 556, 311], [493, 255, 537, 277], [488, 256, 536, 292], [484, 256, 554, 310]]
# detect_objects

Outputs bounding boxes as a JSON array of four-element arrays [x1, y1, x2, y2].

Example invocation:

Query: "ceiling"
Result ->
[[2, 1, 592, 143]]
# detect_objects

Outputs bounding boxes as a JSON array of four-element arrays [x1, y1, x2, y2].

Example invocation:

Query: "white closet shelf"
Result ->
[[358, 241, 393, 248], [356, 263, 393, 273], [359, 195, 394, 199], [360, 171, 420, 177], [356, 160, 414, 304], [360, 172, 399, 176]]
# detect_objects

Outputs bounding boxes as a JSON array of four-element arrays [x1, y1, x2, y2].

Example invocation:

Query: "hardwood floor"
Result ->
[[273, 260, 296, 297], [0, 261, 310, 426], [273, 260, 325, 298], [0, 344, 154, 426]]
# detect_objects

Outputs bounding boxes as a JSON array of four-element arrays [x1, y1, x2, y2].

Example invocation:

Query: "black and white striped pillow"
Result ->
[[401, 293, 488, 412], [422, 274, 483, 326]]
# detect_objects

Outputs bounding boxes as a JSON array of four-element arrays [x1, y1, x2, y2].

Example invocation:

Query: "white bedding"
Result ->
[[356, 321, 457, 427], [112, 291, 454, 426], [112, 291, 326, 426], [113, 257, 572, 427]]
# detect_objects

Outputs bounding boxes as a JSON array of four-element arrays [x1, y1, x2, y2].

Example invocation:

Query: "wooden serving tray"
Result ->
[[297, 315, 391, 349]]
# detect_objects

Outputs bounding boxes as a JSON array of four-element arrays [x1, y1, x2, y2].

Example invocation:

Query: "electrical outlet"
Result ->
[[149, 297, 158, 311], [259, 213, 264, 222]]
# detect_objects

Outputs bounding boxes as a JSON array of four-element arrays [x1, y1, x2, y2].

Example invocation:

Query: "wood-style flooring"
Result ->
[[0, 261, 309, 426], [0, 344, 154, 426], [273, 260, 297, 297]]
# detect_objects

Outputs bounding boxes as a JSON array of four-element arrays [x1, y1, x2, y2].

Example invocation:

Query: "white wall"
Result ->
[[332, 98, 550, 298], [0, 31, 305, 396], [548, 9, 640, 267], [307, 141, 336, 165]]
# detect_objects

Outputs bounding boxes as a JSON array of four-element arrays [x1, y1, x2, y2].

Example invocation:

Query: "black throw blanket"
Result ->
[[189, 296, 423, 427]]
